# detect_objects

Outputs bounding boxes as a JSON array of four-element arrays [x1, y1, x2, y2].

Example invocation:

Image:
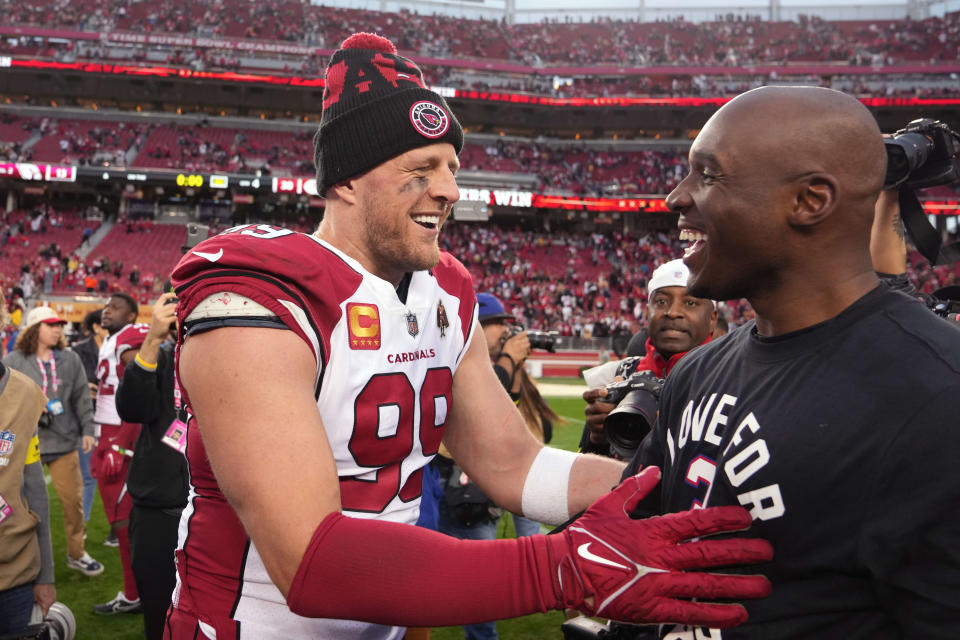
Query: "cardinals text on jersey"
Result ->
[[170, 225, 477, 639]]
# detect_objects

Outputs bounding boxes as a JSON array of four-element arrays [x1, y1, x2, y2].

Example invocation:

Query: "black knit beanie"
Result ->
[[314, 33, 464, 196]]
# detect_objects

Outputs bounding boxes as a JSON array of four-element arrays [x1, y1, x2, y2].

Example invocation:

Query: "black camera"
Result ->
[[926, 286, 960, 324], [602, 369, 663, 459], [505, 324, 560, 353], [884, 118, 960, 190]]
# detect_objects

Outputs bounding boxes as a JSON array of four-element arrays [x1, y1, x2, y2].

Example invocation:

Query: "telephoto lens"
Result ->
[[603, 371, 663, 459]]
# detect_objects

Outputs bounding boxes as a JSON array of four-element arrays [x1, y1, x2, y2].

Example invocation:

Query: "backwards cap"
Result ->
[[314, 32, 464, 196], [647, 259, 716, 307], [647, 259, 690, 299]]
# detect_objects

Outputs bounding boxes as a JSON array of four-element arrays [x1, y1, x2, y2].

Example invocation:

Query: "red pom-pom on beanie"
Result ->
[[340, 32, 397, 55]]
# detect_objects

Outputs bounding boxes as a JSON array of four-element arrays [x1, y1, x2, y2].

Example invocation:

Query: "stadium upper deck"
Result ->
[[2, 2, 957, 69]]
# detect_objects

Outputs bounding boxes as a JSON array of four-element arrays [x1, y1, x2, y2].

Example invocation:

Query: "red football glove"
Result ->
[[548, 466, 773, 628], [100, 448, 127, 481], [287, 465, 771, 629]]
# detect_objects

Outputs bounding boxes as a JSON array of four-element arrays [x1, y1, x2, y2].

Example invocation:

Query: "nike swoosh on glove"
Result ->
[[548, 466, 773, 629]]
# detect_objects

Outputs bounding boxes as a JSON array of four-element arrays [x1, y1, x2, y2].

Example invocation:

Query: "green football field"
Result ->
[[47, 389, 590, 639]]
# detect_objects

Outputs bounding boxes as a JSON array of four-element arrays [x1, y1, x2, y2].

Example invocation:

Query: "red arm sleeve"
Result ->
[[286, 511, 563, 627], [287, 470, 774, 629]]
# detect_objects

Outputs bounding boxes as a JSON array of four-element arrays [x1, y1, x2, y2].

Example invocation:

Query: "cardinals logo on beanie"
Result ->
[[314, 33, 464, 196]]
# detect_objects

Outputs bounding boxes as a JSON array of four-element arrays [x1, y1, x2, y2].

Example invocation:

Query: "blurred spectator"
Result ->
[[0, 292, 56, 635], [3, 307, 104, 578], [69, 308, 106, 523]]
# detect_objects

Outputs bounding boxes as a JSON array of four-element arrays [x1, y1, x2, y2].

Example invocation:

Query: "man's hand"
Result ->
[[33, 583, 56, 617], [81, 435, 95, 453], [149, 292, 178, 342], [100, 448, 126, 480], [500, 329, 531, 364], [582, 387, 616, 445], [553, 467, 773, 628]]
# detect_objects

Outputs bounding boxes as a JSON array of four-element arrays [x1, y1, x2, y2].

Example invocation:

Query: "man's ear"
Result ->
[[328, 179, 359, 205], [789, 173, 838, 228]]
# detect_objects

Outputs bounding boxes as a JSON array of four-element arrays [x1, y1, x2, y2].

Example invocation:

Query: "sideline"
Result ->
[[538, 382, 585, 397]]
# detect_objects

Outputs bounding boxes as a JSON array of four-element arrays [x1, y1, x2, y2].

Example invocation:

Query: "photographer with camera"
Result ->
[[115, 291, 188, 640], [871, 140, 960, 321], [579, 259, 717, 460], [480, 293, 533, 401], [621, 86, 960, 638], [476, 292, 560, 534]]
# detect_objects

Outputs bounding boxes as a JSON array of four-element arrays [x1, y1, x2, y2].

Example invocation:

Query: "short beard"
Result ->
[[360, 195, 441, 275]]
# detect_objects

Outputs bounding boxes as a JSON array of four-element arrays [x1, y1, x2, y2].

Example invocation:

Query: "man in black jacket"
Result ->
[[116, 292, 188, 640]]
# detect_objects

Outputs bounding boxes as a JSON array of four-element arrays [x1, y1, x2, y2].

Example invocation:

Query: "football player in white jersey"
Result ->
[[164, 33, 773, 640], [92, 292, 149, 615]]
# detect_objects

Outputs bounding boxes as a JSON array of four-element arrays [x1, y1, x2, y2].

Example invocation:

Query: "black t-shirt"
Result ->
[[627, 284, 960, 639]]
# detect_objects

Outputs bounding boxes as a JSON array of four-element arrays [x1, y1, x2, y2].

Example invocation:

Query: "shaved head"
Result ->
[[668, 86, 887, 333], [705, 87, 886, 221]]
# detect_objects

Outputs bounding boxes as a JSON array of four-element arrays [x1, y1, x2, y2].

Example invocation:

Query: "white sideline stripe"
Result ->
[[539, 383, 587, 397]]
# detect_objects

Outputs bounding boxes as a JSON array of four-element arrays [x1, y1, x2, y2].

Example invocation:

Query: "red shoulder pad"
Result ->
[[433, 252, 476, 345], [116, 323, 150, 353], [172, 224, 364, 367]]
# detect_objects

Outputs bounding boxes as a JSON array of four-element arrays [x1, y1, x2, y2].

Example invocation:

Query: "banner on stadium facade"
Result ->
[[30, 300, 155, 325], [101, 32, 318, 56]]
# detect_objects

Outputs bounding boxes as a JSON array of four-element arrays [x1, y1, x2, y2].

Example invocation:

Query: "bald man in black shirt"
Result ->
[[626, 86, 960, 639]]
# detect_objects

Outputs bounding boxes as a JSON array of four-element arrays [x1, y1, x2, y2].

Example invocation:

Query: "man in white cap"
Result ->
[[581, 259, 718, 456]]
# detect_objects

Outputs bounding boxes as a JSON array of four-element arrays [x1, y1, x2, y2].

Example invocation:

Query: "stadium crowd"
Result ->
[[460, 142, 688, 194], [3, 201, 959, 351], [0, 207, 169, 303], [4, 2, 960, 67], [0, 112, 693, 193]]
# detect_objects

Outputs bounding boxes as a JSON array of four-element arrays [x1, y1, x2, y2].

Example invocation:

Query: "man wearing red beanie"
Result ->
[[164, 33, 773, 640]]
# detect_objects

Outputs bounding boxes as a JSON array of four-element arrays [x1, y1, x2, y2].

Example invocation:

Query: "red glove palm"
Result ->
[[548, 467, 773, 628]]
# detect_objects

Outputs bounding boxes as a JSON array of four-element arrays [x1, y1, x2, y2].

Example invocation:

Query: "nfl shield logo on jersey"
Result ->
[[0, 431, 14, 455], [406, 311, 419, 338]]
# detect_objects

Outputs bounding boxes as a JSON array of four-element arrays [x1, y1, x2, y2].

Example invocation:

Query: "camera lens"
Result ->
[[605, 388, 659, 459], [884, 132, 933, 189]]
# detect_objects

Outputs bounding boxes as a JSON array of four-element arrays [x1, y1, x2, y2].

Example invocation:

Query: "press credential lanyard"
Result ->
[[36, 355, 58, 395]]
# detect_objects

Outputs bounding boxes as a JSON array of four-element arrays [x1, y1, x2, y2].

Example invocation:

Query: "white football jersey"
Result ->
[[94, 322, 149, 426], [170, 225, 478, 639]]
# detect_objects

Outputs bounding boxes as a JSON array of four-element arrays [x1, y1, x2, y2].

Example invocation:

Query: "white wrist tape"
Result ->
[[520, 446, 578, 526]]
